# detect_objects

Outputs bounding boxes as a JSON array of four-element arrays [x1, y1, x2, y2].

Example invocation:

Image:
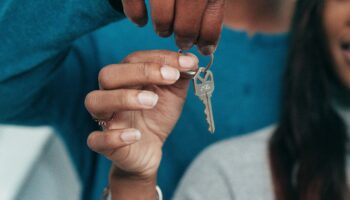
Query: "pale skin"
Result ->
[[85, 51, 199, 199], [85, 0, 295, 199]]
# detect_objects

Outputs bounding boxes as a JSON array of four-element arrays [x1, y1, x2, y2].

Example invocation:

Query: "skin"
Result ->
[[85, 0, 296, 199], [85, 51, 199, 199], [121, 0, 225, 55], [84, 1, 350, 199], [324, 0, 350, 89], [121, 0, 294, 54]]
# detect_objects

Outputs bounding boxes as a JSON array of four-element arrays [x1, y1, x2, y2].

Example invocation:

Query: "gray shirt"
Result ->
[[173, 126, 275, 200], [174, 106, 350, 200]]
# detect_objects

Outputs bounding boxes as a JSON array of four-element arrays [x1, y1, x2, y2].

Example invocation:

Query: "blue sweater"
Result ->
[[0, 1, 288, 199]]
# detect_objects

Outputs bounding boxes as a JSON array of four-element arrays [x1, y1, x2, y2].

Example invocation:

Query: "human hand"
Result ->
[[85, 50, 198, 180], [120, 0, 225, 55]]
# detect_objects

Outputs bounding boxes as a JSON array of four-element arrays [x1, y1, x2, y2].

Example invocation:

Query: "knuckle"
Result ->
[[208, 0, 225, 7], [152, 54, 166, 65], [122, 0, 147, 22], [104, 133, 117, 148], [203, 2, 224, 26], [137, 62, 152, 81], [118, 89, 131, 108], [123, 52, 139, 63]]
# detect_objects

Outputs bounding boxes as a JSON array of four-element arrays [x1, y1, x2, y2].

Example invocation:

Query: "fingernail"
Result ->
[[200, 45, 216, 55], [137, 91, 159, 107], [179, 55, 197, 69], [120, 129, 142, 144], [160, 65, 180, 81]]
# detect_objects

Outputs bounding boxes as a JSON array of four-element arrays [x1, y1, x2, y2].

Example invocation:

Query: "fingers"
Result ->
[[123, 50, 198, 70], [99, 63, 181, 90], [87, 128, 141, 154], [150, 0, 175, 37], [85, 90, 158, 120], [174, 0, 207, 50], [121, 0, 148, 27], [197, 0, 225, 55], [91, 50, 198, 120], [99, 51, 198, 90], [122, 0, 224, 54]]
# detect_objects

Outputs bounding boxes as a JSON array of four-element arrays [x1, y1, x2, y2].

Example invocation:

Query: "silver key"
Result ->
[[193, 67, 215, 133]]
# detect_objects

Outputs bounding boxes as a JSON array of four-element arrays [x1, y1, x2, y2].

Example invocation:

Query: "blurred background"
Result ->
[[0, 126, 81, 200]]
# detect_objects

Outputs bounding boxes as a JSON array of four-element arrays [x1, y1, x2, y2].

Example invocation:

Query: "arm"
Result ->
[[0, 0, 123, 125], [107, 139, 233, 200], [109, 166, 158, 199]]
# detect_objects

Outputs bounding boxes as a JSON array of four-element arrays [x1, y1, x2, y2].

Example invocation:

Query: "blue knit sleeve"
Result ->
[[0, 0, 123, 125]]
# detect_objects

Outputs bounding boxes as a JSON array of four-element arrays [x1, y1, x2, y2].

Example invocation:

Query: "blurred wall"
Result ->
[[0, 126, 81, 200]]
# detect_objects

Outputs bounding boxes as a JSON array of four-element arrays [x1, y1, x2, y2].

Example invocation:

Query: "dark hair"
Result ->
[[269, 1, 349, 200]]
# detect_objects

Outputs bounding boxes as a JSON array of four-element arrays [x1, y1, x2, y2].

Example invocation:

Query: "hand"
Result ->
[[120, 0, 225, 55], [85, 50, 198, 180]]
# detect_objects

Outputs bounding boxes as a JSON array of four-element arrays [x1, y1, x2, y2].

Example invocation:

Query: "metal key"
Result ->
[[193, 68, 215, 133]]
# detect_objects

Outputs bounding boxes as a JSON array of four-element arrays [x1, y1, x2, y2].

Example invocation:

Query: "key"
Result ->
[[193, 67, 215, 133]]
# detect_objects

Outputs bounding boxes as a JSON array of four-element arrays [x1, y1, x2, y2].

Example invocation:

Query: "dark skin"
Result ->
[[87, 1, 295, 199], [120, 0, 226, 55]]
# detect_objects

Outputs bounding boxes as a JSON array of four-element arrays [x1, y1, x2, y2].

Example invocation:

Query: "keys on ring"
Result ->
[[179, 50, 216, 134]]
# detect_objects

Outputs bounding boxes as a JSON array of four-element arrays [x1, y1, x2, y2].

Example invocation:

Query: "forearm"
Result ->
[[109, 166, 158, 200], [0, 0, 123, 123], [0, 0, 123, 71]]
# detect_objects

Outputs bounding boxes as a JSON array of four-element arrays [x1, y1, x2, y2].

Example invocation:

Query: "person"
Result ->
[[0, 0, 294, 199], [87, 0, 350, 199], [0, 1, 226, 199], [89, 0, 295, 198]]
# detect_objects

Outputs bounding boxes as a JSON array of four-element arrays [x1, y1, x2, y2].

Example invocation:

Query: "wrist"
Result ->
[[110, 165, 157, 182], [109, 166, 158, 200]]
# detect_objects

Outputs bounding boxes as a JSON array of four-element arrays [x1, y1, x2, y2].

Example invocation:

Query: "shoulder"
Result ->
[[203, 125, 275, 163], [174, 125, 276, 200], [193, 125, 276, 183]]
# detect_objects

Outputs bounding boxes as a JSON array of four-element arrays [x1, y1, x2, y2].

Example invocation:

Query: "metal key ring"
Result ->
[[203, 54, 214, 73], [178, 50, 214, 77]]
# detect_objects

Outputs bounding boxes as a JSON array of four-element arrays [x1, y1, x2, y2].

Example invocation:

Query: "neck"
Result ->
[[224, 0, 295, 34]]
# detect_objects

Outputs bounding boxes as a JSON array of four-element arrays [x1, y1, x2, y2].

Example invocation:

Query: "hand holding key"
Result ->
[[118, 0, 225, 55], [85, 50, 198, 183]]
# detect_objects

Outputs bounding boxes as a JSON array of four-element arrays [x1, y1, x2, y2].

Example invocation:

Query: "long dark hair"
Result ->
[[269, 1, 349, 200]]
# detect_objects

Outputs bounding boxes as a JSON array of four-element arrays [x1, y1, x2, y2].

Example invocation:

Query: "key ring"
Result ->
[[203, 54, 214, 73], [178, 50, 214, 77]]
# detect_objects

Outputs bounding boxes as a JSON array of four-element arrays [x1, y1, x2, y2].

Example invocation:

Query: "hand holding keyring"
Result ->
[[179, 50, 214, 77], [118, 0, 225, 55], [85, 50, 198, 181]]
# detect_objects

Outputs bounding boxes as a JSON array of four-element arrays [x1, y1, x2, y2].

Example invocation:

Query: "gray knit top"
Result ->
[[173, 106, 350, 200]]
